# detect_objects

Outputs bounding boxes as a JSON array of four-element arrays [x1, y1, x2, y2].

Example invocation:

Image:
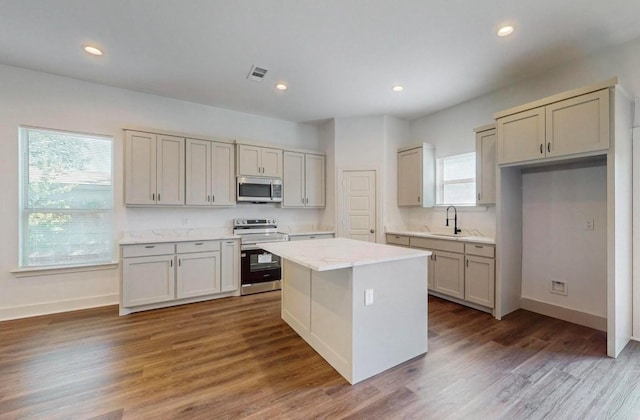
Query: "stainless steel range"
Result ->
[[234, 218, 289, 295]]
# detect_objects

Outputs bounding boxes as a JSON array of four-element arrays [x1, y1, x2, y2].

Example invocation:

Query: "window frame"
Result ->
[[436, 152, 477, 206], [18, 126, 115, 269]]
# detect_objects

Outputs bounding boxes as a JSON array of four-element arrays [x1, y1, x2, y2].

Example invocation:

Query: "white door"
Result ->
[[156, 134, 185, 205], [305, 154, 325, 207], [283, 151, 305, 207], [176, 251, 220, 299], [185, 139, 211, 206], [261, 147, 283, 177], [211, 142, 235, 206], [341, 170, 376, 242], [124, 131, 157, 205]]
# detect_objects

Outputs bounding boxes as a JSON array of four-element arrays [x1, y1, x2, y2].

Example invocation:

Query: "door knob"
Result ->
[[370, 229, 375, 233]]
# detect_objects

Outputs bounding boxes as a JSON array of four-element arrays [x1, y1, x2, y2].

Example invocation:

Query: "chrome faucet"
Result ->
[[445, 206, 462, 235]]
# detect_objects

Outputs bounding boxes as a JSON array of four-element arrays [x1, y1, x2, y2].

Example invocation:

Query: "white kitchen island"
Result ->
[[259, 238, 430, 384]]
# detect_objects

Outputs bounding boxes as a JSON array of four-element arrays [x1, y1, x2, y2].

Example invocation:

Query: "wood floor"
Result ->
[[1, 293, 640, 420]]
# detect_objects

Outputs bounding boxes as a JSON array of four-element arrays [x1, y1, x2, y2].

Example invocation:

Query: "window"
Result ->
[[19, 127, 114, 268], [436, 152, 476, 205]]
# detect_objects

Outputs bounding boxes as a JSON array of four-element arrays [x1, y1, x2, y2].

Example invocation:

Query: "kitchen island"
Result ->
[[259, 238, 430, 384]]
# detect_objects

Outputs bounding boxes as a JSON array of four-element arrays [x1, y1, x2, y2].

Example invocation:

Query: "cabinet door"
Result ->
[[124, 131, 157, 205], [476, 129, 496, 205], [156, 135, 185, 205], [176, 251, 220, 299], [465, 255, 495, 308], [283, 151, 305, 208], [305, 154, 325, 207], [546, 89, 609, 158], [261, 147, 283, 177], [398, 148, 422, 206], [211, 142, 236, 206], [497, 107, 545, 164], [237, 144, 262, 176], [427, 254, 434, 291], [221, 240, 239, 292], [185, 139, 211, 206], [122, 255, 175, 307], [433, 251, 464, 299]]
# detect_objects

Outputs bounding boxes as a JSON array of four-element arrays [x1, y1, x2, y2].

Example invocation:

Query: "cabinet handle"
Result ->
[[474, 245, 483, 248], [152, 193, 155, 201], [540, 144, 543, 154], [212, 194, 215, 203], [478, 193, 481, 201], [418, 196, 420, 203], [145, 245, 155, 248], [394, 236, 400, 239], [433, 254, 437, 262], [547, 142, 551, 153], [306, 198, 309, 204], [158, 194, 161, 201], [178, 259, 181, 267], [225, 241, 233, 244], [309, 236, 316, 239], [301, 198, 305, 204], [170, 259, 173, 267], [194, 242, 203, 246], [466, 259, 469, 267], [207, 195, 210, 202]]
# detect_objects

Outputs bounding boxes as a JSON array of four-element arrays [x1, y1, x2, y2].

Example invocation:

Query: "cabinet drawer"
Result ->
[[386, 234, 410, 246], [465, 243, 495, 258], [122, 243, 175, 258], [290, 233, 334, 241], [176, 240, 221, 254], [410, 237, 464, 253]]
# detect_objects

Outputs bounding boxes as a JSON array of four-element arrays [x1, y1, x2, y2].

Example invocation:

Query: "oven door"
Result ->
[[240, 247, 281, 285]]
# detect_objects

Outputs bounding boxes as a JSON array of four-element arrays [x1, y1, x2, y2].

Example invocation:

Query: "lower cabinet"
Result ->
[[386, 234, 495, 310], [121, 239, 240, 315], [288, 233, 334, 241], [431, 250, 465, 299]]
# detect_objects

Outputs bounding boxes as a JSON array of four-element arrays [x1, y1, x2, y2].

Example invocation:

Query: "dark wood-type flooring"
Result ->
[[1, 292, 640, 419]]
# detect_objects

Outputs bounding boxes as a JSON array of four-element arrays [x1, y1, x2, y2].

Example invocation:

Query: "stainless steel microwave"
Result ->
[[237, 176, 283, 203]]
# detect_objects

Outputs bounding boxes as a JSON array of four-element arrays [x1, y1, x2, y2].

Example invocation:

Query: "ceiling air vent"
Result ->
[[247, 65, 268, 82]]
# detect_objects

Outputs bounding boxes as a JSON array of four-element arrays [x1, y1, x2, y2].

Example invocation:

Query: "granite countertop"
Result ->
[[120, 228, 239, 245], [385, 229, 495, 245], [259, 237, 430, 272]]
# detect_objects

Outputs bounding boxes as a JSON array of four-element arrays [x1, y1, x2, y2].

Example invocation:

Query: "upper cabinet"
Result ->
[[186, 139, 235, 206], [237, 144, 283, 177], [125, 130, 185, 206], [282, 151, 325, 208], [497, 89, 610, 165], [397, 144, 435, 207], [475, 125, 496, 205]]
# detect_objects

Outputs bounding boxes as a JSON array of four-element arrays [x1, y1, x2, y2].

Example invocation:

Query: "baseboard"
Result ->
[[520, 297, 607, 331], [0, 294, 119, 321]]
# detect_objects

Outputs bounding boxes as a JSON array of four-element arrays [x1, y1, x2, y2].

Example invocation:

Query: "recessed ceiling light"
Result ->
[[83, 45, 103, 56], [497, 25, 514, 37], [275, 83, 288, 91], [392, 85, 404, 92]]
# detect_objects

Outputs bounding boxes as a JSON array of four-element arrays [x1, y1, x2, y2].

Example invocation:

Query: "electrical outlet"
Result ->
[[550, 280, 567, 296], [365, 289, 374, 306], [585, 218, 594, 230]]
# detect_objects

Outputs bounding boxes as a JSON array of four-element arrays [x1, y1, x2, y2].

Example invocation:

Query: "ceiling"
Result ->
[[1, 0, 640, 123]]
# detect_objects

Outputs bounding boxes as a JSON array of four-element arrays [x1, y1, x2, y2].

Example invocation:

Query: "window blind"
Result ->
[[20, 127, 114, 267]]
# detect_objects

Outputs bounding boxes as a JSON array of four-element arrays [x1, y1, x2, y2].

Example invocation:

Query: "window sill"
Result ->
[[11, 261, 119, 278]]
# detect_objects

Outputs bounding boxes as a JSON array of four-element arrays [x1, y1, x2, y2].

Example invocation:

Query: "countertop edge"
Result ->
[[385, 230, 495, 245], [120, 234, 241, 245]]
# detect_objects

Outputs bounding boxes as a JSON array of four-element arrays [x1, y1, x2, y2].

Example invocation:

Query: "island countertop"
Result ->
[[259, 237, 430, 272]]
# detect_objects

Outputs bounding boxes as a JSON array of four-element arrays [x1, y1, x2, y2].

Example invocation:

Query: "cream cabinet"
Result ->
[[176, 241, 221, 299], [464, 243, 495, 308], [120, 239, 240, 315], [475, 125, 497, 205], [121, 244, 176, 307], [186, 139, 235, 206], [397, 144, 435, 207], [221, 240, 240, 293], [282, 151, 325, 208], [237, 144, 283, 177], [387, 235, 495, 309], [288, 233, 334, 241], [497, 89, 609, 165], [125, 131, 185, 206]]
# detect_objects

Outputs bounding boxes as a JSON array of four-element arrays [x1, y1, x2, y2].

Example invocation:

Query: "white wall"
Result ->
[[521, 162, 607, 317], [0, 64, 322, 320], [409, 35, 640, 237]]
